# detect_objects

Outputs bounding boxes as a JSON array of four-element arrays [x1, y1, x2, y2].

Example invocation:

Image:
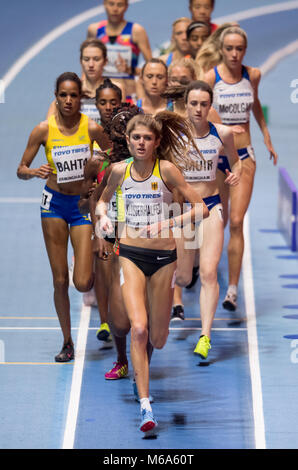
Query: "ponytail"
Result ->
[[126, 111, 205, 171]]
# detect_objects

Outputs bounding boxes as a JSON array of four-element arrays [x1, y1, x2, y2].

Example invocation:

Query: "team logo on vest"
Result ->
[[151, 182, 158, 190]]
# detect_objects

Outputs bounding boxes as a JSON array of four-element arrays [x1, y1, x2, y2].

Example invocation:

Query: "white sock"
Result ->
[[140, 398, 152, 413], [228, 285, 238, 296]]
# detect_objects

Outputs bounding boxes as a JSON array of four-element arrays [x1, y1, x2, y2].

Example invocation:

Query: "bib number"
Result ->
[[52, 144, 91, 183], [41, 189, 53, 210], [103, 44, 132, 78]]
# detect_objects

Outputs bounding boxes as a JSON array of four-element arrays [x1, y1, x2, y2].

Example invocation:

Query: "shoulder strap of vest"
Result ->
[[122, 21, 133, 35], [166, 52, 173, 67], [242, 65, 250, 81], [214, 66, 221, 84], [124, 160, 133, 181], [152, 158, 160, 178], [208, 121, 223, 144]]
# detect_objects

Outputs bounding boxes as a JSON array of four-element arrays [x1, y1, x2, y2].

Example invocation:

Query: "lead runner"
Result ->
[[95, 111, 209, 433]]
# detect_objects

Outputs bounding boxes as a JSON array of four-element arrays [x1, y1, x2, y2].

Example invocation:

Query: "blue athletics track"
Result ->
[[0, 0, 298, 452]]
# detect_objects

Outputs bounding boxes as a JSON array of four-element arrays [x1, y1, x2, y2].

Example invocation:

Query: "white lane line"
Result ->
[[0, 197, 40, 203], [242, 33, 298, 450], [0, 327, 247, 331], [170, 328, 247, 331], [260, 39, 298, 76], [1, 0, 142, 91], [215, 0, 298, 24], [243, 215, 266, 449], [62, 304, 91, 450]]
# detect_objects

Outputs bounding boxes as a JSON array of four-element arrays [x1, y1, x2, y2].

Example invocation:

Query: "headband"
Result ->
[[186, 21, 211, 39]]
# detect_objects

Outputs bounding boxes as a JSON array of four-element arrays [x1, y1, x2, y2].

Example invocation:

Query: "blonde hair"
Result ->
[[219, 25, 248, 49], [168, 17, 192, 53], [168, 57, 198, 81], [126, 112, 204, 170], [195, 22, 239, 73]]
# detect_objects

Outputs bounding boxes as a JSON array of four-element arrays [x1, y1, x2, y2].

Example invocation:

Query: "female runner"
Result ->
[[186, 21, 211, 60], [136, 59, 169, 115], [175, 80, 241, 358], [87, 0, 152, 101], [17, 72, 109, 362], [162, 61, 221, 319], [159, 17, 191, 67], [204, 26, 278, 310], [189, 0, 217, 33], [79, 104, 142, 380], [78, 80, 123, 338], [47, 38, 124, 124], [96, 111, 209, 432]]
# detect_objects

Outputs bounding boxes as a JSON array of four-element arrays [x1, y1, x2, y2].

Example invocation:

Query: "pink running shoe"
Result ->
[[105, 361, 128, 380]]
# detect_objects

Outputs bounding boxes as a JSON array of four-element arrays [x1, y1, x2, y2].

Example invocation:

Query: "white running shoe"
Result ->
[[83, 287, 98, 307], [223, 292, 237, 311]]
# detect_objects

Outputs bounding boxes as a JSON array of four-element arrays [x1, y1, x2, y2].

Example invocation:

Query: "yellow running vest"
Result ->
[[45, 114, 92, 184]]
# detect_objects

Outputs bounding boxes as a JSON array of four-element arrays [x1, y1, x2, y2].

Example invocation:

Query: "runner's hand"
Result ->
[[96, 215, 115, 245], [230, 125, 246, 135], [224, 169, 240, 186], [139, 221, 168, 238], [92, 236, 112, 261], [35, 164, 52, 179]]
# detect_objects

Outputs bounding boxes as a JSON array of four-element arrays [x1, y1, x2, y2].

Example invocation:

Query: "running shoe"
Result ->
[[171, 305, 185, 321], [185, 266, 199, 289], [140, 409, 157, 433], [194, 335, 211, 360], [132, 380, 154, 403], [96, 322, 112, 342], [55, 342, 74, 362], [83, 288, 97, 307], [105, 361, 128, 380], [222, 292, 237, 311]]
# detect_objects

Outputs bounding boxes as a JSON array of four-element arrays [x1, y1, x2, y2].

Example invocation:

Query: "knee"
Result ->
[[53, 275, 69, 291], [73, 273, 94, 293], [108, 307, 131, 337], [131, 323, 148, 344], [110, 322, 130, 338], [175, 270, 192, 288], [199, 267, 217, 286], [150, 329, 169, 350], [229, 216, 244, 234]]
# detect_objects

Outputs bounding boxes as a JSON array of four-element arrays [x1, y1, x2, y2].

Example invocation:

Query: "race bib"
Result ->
[[52, 144, 91, 184], [107, 193, 118, 221], [41, 189, 53, 210], [247, 145, 256, 161], [103, 44, 132, 78], [124, 190, 164, 228], [216, 203, 224, 222], [80, 99, 101, 125]]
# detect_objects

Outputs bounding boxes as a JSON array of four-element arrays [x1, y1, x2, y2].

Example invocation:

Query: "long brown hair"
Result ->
[[126, 111, 205, 170]]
